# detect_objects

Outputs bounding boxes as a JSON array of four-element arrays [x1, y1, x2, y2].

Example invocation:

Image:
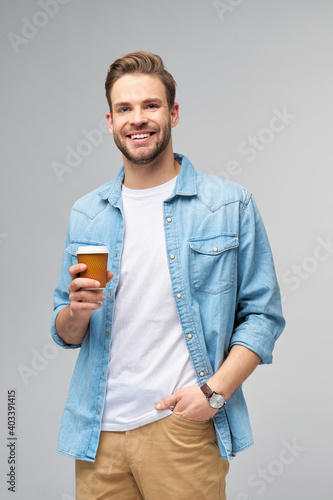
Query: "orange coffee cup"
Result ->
[[76, 245, 109, 289]]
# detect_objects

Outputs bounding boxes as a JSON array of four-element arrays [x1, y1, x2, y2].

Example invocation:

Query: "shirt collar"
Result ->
[[171, 153, 197, 198], [97, 153, 197, 205]]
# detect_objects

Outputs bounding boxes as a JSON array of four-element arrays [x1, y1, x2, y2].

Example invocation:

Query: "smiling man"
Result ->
[[52, 51, 285, 500]]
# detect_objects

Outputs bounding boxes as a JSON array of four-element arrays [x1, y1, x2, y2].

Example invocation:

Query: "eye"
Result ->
[[147, 104, 158, 109], [118, 107, 130, 113]]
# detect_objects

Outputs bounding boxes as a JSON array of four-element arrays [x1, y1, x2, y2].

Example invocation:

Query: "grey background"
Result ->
[[1, 0, 332, 498]]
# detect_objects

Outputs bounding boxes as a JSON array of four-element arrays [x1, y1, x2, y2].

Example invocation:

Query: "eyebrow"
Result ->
[[114, 97, 163, 109]]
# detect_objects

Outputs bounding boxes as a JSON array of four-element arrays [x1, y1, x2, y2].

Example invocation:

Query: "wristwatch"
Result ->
[[200, 383, 225, 409]]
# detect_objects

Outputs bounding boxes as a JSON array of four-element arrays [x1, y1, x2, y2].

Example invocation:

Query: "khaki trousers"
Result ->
[[76, 413, 229, 500]]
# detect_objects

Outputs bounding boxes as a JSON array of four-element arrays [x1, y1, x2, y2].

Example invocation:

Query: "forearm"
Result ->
[[208, 345, 261, 401], [55, 305, 90, 345]]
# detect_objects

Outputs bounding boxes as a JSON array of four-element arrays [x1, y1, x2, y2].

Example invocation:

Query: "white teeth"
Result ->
[[131, 133, 151, 139]]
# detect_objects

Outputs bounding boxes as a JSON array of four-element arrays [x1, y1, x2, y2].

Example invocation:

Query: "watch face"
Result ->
[[209, 393, 225, 409]]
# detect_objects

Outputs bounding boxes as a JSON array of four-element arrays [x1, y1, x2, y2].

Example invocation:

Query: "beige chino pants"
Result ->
[[76, 413, 229, 500]]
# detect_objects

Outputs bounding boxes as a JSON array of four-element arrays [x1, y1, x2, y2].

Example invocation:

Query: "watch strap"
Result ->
[[200, 383, 215, 399]]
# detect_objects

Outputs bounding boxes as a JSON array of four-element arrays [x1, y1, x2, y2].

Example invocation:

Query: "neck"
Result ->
[[122, 143, 180, 189]]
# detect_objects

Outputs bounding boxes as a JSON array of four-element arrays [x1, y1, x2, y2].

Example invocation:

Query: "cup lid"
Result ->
[[76, 245, 109, 254]]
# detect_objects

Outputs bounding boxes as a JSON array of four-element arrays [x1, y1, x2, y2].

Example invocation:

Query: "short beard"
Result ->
[[113, 121, 172, 166]]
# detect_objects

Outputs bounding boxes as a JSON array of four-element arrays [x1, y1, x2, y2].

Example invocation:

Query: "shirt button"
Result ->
[[170, 254, 175, 260], [213, 247, 218, 252], [108, 291, 112, 296], [176, 293, 182, 299], [97, 410, 100, 415], [187, 334, 193, 339], [167, 217, 172, 223], [115, 253, 118, 257], [102, 372, 105, 376], [199, 372, 205, 377], [106, 332, 110, 337]]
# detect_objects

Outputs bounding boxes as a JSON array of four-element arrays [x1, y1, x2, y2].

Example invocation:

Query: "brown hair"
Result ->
[[105, 51, 177, 112]]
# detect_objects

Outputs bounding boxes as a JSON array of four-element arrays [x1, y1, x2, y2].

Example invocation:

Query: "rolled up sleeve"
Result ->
[[229, 196, 285, 364]]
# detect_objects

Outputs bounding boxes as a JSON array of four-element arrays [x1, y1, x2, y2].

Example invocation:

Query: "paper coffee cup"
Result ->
[[76, 245, 109, 289]]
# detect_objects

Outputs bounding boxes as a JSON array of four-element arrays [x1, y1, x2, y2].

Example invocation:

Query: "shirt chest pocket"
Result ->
[[189, 234, 239, 294]]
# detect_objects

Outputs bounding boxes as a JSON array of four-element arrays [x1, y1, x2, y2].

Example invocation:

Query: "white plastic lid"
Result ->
[[76, 245, 109, 254]]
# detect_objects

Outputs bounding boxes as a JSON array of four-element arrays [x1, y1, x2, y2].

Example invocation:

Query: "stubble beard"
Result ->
[[113, 120, 172, 167]]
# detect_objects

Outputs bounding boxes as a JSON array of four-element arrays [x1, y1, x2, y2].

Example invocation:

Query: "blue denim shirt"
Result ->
[[51, 153, 285, 461]]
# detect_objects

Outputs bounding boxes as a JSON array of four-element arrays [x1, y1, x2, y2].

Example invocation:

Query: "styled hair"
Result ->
[[105, 51, 176, 112]]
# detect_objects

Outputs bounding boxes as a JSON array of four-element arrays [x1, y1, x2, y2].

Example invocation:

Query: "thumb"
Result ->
[[106, 270, 114, 283], [155, 393, 178, 411]]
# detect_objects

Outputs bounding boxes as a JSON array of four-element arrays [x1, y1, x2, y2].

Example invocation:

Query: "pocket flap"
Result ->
[[189, 234, 239, 256]]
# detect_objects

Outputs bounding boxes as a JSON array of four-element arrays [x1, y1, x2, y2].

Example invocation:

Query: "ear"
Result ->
[[106, 111, 114, 134], [170, 102, 179, 128]]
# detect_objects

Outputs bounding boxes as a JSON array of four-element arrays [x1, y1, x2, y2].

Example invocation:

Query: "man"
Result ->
[[52, 51, 285, 500]]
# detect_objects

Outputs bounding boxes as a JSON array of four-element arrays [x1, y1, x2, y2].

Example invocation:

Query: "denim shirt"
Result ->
[[51, 153, 285, 461]]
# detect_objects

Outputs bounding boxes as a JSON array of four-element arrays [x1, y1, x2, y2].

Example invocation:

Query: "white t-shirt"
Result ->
[[101, 177, 197, 431]]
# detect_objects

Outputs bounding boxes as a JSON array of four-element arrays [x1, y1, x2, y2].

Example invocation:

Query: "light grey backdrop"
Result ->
[[1, 0, 332, 498]]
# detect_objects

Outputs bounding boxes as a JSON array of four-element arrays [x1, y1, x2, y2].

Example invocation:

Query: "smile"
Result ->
[[128, 132, 156, 141]]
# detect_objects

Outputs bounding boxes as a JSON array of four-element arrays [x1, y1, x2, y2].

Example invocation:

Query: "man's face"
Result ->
[[106, 73, 179, 166]]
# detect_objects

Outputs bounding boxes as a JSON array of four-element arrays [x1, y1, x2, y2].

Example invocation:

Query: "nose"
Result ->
[[130, 107, 148, 127]]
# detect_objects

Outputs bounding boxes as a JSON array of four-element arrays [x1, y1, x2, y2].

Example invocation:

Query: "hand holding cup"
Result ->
[[67, 246, 113, 315]]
